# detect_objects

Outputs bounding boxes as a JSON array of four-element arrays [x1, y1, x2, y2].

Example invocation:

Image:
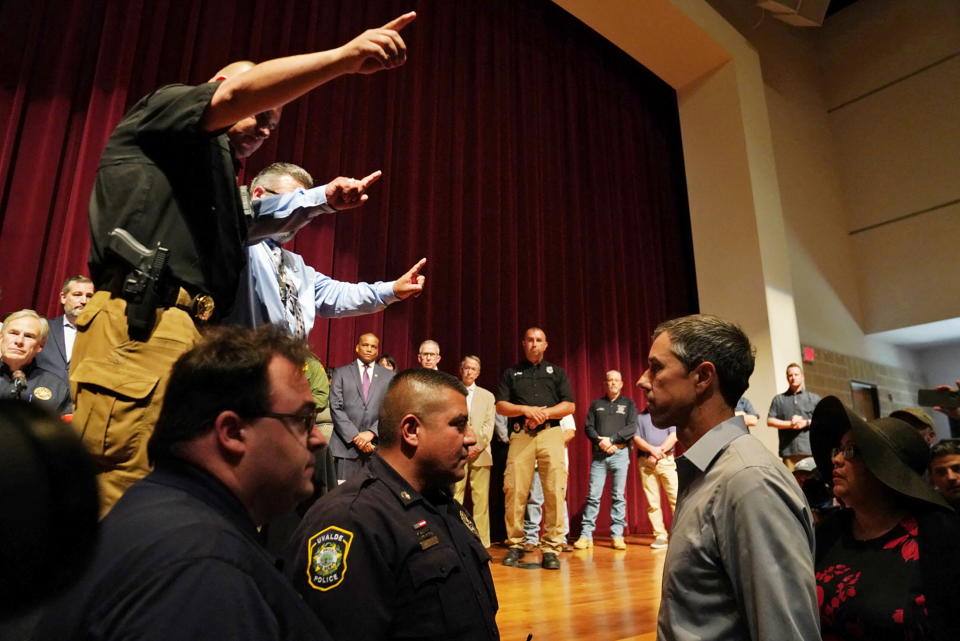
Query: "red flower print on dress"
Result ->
[[817, 564, 861, 620], [883, 518, 920, 561]]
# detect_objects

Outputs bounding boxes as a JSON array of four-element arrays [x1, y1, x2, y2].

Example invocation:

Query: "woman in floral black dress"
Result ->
[[810, 396, 960, 641]]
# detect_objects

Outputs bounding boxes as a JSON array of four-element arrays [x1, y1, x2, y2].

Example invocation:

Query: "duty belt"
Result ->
[[510, 418, 561, 434], [169, 287, 216, 322], [100, 263, 216, 324]]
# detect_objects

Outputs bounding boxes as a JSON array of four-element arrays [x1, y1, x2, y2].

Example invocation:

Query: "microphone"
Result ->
[[12, 370, 26, 399]]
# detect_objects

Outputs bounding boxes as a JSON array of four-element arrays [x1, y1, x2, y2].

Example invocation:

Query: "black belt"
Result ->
[[99, 263, 216, 323], [510, 418, 561, 434]]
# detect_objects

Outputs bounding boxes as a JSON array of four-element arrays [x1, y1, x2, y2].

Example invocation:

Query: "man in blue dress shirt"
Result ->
[[228, 162, 425, 337]]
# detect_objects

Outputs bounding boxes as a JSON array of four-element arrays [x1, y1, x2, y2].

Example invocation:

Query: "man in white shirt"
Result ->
[[35, 275, 94, 381]]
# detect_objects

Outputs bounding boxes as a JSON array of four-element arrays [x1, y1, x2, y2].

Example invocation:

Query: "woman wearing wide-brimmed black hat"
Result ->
[[811, 396, 960, 641]]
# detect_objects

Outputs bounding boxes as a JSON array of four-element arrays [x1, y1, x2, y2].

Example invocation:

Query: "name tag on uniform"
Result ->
[[616, 404, 626, 414], [414, 520, 439, 550]]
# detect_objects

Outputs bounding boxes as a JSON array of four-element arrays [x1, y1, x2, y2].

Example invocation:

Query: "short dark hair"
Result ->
[[653, 314, 755, 408], [378, 369, 467, 448], [931, 439, 960, 462], [148, 325, 310, 463], [378, 354, 398, 370], [60, 275, 92, 294], [251, 162, 314, 191], [786, 362, 802, 372]]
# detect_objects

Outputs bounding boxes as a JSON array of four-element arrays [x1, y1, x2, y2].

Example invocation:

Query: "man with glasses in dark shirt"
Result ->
[[35, 325, 332, 641]]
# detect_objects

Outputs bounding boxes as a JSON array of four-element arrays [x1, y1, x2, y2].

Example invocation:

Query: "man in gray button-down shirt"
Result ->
[[637, 314, 818, 641]]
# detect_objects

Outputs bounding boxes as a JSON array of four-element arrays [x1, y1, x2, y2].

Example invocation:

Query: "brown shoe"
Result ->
[[522, 542, 538, 553]]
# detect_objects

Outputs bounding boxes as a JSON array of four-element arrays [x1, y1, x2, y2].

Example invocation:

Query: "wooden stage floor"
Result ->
[[490, 534, 666, 641]]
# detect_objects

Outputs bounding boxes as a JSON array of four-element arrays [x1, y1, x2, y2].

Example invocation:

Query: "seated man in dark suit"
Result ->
[[329, 332, 394, 482], [1, 309, 70, 414], [34, 275, 94, 381]]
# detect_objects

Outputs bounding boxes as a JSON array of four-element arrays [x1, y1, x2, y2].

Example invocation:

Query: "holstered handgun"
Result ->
[[105, 228, 170, 340]]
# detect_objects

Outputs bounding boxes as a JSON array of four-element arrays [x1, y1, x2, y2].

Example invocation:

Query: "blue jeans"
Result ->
[[579, 447, 629, 539]]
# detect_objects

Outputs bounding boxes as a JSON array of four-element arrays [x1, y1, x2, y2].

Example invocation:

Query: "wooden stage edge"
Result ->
[[491, 534, 665, 641]]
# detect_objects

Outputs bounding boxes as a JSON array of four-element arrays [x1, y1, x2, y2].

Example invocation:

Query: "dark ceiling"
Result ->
[[825, 0, 862, 19]]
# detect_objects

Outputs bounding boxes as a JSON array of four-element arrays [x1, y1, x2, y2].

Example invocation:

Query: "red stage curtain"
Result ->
[[0, 0, 697, 537]]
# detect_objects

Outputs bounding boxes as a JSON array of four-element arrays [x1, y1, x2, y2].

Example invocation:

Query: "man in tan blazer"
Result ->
[[453, 355, 496, 546]]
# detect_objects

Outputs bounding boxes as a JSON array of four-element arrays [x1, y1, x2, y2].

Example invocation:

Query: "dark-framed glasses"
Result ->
[[831, 444, 860, 460], [259, 408, 319, 440]]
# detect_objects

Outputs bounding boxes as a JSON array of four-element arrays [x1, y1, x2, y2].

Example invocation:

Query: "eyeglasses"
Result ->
[[419, 352, 439, 358], [259, 408, 319, 441], [831, 444, 860, 461]]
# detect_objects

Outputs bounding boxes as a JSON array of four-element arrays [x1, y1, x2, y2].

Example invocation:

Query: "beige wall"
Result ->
[[821, 1, 960, 333], [551, 0, 955, 447]]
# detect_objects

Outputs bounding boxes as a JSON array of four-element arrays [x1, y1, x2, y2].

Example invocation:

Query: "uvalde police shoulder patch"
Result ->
[[307, 526, 354, 591]]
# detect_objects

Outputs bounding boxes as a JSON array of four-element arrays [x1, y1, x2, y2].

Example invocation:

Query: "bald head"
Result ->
[[604, 369, 623, 400], [209, 60, 256, 82]]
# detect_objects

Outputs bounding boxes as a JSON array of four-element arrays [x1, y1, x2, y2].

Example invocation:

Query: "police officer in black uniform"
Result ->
[[286, 368, 500, 641]]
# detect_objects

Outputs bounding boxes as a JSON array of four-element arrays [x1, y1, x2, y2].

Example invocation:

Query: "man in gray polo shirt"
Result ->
[[637, 314, 817, 641], [767, 363, 821, 468]]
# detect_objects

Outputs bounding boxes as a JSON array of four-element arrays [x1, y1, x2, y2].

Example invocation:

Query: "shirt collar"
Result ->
[[368, 454, 445, 510], [64, 315, 77, 330], [150, 458, 260, 539], [681, 415, 749, 474]]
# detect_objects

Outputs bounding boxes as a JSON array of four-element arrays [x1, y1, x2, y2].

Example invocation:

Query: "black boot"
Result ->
[[503, 548, 525, 567], [541, 552, 561, 570]]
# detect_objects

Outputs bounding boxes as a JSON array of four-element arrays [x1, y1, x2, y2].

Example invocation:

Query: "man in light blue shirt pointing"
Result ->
[[228, 162, 426, 336]]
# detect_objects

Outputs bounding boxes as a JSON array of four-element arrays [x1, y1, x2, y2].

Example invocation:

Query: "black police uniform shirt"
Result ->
[[285, 454, 500, 641], [33, 458, 332, 641], [495, 358, 574, 431], [88, 81, 246, 314], [585, 395, 638, 456], [1, 362, 70, 415]]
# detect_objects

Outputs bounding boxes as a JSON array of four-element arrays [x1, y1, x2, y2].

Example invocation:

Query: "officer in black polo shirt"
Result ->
[[71, 13, 417, 516], [496, 327, 575, 570]]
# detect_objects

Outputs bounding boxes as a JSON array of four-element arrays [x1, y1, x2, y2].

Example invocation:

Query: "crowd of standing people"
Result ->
[[3, 7, 960, 641]]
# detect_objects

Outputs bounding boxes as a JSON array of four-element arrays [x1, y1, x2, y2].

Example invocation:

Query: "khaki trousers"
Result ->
[[639, 454, 679, 539], [453, 462, 491, 547], [70, 291, 201, 517], [504, 426, 566, 552]]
